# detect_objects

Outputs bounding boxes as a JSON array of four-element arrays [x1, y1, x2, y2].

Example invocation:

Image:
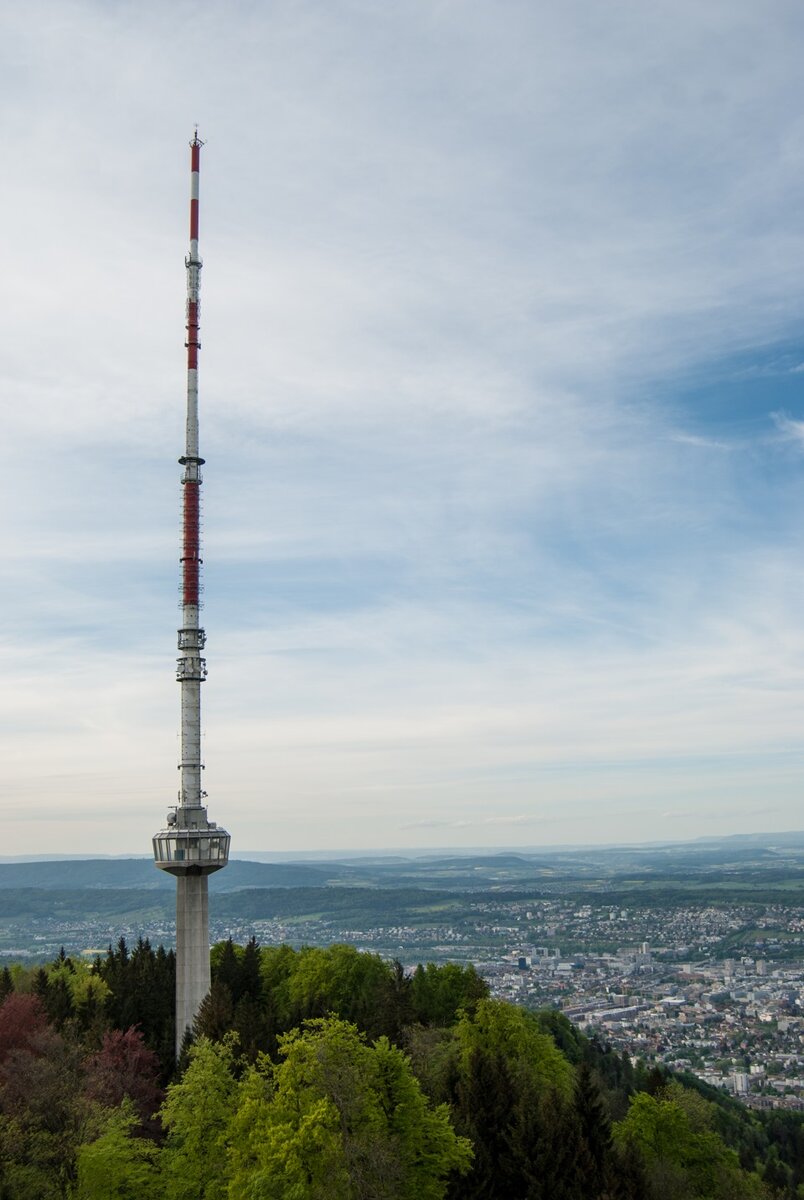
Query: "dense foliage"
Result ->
[[0, 939, 802, 1197]]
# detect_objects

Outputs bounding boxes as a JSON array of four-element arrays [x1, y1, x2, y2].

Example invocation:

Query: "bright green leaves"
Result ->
[[454, 998, 574, 1103], [157, 1019, 470, 1200], [159, 1035, 240, 1200], [73, 1104, 160, 1200], [230, 1020, 471, 1200], [228, 1068, 350, 1200], [409, 961, 487, 1027], [614, 1089, 769, 1199]]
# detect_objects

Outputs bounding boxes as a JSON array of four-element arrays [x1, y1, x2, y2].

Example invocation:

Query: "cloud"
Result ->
[[2, 2, 804, 853], [771, 411, 804, 447], [667, 432, 733, 451]]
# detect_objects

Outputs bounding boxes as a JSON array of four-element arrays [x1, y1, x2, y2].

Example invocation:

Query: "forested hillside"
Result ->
[[0, 939, 802, 1197]]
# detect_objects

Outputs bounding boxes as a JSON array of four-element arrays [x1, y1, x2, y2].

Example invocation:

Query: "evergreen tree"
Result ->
[[232, 995, 271, 1063], [609, 1140, 650, 1200], [519, 1089, 581, 1200], [644, 1064, 668, 1096], [574, 1061, 614, 1198], [378, 959, 414, 1042], [0, 967, 14, 1004], [193, 980, 234, 1043], [46, 974, 75, 1029], [762, 1146, 790, 1194], [96, 937, 175, 1076], [31, 966, 52, 1012], [213, 939, 241, 1003], [447, 1047, 518, 1198], [238, 936, 262, 1003], [792, 1122, 804, 1193]]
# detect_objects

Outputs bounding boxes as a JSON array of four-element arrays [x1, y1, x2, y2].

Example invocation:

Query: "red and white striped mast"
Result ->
[[153, 131, 230, 1058], [180, 128, 205, 805]]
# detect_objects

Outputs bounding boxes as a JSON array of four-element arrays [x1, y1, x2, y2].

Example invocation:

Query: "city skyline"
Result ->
[[2, 2, 804, 855]]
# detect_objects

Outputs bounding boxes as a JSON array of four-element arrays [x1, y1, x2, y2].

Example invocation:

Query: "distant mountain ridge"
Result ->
[[0, 859, 337, 892], [4, 831, 804, 865], [1, 834, 801, 898]]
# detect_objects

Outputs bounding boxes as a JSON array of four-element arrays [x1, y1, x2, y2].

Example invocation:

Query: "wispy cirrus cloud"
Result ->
[[771, 411, 804, 447]]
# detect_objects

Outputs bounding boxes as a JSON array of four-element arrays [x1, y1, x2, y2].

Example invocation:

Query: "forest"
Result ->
[[0, 938, 803, 1198]]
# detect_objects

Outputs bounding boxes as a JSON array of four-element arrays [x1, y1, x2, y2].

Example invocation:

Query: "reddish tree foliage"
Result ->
[[84, 1026, 163, 1130], [0, 1026, 81, 1127], [0, 992, 49, 1064]]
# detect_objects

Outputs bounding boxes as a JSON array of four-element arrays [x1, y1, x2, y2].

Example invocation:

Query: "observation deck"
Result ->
[[153, 805, 230, 877]]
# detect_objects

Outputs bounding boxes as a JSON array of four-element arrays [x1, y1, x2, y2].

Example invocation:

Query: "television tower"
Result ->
[[153, 132, 230, 1057]]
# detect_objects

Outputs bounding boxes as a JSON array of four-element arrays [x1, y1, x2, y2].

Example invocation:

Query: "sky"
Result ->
[[3, 1, 804, 857]]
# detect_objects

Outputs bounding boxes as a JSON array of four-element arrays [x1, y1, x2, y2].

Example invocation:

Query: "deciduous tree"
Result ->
[[229, 1017, 472, 1199], [159, 1035, 239, 1200], [73, 1103, 160, 1200]]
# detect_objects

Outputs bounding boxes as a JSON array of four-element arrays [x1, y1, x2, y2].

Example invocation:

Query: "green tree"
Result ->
[[193, 979, 234, 1043], [212, 939, 241, 1001], [0, 967, 13, 1004], [448, 1047, 518, 1198], [232, 994, 271, 1062], [454, 999, 574, 1103], [614, 1090, 769, 1200], [384, 960, 414, 1037], [281, 944, 394, 1037], [159, 1035, 239, 1199], [441, 999, 577, 1197], [73, 1104, 160, 1199], [574, 1060, 615, 1198], [96, 938, 175, 1076], [259, 943, 297, 1000], [238, 937, 263, 1003], [71, 974, 111, 1040], [404, 1025, 461, 1106], [0, 1021, 88, 1197], [410, 962, 487, 1027], [228, 1017, 472, 1199]]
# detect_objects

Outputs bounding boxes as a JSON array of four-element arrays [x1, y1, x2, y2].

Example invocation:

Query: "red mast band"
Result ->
[[187, 298, 199, 368], [182, 482, 200, 606], [190, 142, 200, 242]]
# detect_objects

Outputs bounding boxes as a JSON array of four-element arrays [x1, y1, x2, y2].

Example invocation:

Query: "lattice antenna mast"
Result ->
[[179, 128, 206, 804]]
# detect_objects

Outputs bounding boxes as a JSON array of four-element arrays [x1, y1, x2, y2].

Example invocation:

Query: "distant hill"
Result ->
[[1, 834, 801, 900], [690, 831, 804, 850], [406, 854, 539, 869], [0, 884, 455, 923], [0, 858, 337, 893]]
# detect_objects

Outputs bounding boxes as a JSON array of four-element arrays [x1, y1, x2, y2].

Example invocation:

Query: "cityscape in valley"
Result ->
[[5, 832, 804, 1111]]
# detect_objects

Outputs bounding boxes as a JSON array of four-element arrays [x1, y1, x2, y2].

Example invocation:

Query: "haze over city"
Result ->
[[2, 2, 804, 856]]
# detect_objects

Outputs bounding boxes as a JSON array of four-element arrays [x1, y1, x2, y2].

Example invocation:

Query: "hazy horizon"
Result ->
[[1, 828, 803, 867]]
